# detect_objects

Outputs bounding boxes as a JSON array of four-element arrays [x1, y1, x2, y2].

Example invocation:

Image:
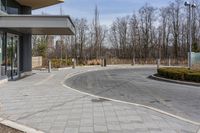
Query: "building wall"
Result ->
[[20, 6, 32, 73], [21, 33, 32, 72], [0, 1, 32, 78]]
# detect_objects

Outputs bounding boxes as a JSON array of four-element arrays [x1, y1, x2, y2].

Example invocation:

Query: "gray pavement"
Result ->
[[65, 67, 200, 123], [0, 65, 199, 133]]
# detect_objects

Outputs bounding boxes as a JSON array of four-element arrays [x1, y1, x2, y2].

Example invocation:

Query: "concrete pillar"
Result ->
[[22, 34, 32, 72]]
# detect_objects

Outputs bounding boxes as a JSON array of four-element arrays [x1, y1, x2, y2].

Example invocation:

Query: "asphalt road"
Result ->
[[65, 67, 200, 123]]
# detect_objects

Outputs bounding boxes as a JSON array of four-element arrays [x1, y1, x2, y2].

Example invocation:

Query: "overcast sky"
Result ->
[[33, 0, 174, 26]]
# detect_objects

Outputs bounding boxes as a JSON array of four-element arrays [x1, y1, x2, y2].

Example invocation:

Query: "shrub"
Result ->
[[157, 67, 200, 83], [46, 59, 74, 68], [185, 73, 200, 82]]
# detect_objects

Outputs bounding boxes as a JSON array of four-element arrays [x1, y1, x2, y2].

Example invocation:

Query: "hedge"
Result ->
[[157, 67, 200, 83]]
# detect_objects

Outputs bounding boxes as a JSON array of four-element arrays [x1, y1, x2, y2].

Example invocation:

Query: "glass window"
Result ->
[[0, 0, 7, 12], [0, 33, 2, 66], [0, 0, 21, 14], [0, 32, 6, 77], [7, 0, 21, 14]]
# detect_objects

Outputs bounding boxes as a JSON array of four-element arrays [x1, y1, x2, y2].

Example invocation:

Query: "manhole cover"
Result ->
[[91, 98, 110, 103], [164, 100, 171, 102], [150, 100, 160, 103]]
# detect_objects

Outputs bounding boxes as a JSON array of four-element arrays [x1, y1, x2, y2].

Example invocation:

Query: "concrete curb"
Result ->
[[149, 74, 200, 87], [0, 118, 44, 133], [197, 128, 200, 133], [56, 64, 157, 71], [62, 67, 200, 127]]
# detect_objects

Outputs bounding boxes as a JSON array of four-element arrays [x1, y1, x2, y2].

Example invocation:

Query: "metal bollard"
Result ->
[[48, 60, 51, 73], [157, 59, 160, 69]]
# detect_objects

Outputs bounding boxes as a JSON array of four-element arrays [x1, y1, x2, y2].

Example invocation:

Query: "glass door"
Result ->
[[0, 33, 2, 77], [6, 33, 19, 80]]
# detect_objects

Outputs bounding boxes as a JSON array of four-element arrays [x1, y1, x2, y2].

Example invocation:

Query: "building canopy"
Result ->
[[0, 15, 75, 35], [16, 0, 64, 9]]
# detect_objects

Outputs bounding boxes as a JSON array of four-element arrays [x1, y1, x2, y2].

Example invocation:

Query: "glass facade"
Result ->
[[0, 0, 21, 14], [6, 34, 19, 79], [0, 33, 3, 76], [0, 0, 6, 12], [0, 1, 22, 79]]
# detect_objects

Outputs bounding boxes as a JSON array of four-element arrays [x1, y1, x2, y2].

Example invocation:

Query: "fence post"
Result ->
[[48, 60, 51, 73]]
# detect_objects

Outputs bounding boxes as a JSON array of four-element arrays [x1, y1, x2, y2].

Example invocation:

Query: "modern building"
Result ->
[[0, 0, 75, 80]]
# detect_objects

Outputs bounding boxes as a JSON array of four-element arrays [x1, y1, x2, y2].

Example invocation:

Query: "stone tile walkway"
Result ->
[[0, 66, 199, 133]]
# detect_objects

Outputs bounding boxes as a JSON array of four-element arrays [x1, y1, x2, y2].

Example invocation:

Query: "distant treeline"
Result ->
[[33, 0, 200, 64]]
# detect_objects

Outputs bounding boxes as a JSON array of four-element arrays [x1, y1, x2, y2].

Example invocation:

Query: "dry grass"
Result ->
[[192, 64, 200, 71], [87, 59, 101, 65], [0, 124, 23, 133]]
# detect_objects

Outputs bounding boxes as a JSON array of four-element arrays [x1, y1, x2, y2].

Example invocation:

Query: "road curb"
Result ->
[[197, 127, 200, 133], [149, 74, 200, 87], [62, 68, 200, 127], [0, 117, 44, 133]]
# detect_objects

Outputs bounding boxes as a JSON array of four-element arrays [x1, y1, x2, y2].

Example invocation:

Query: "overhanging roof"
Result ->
[[0, 15, 75, 35], [16, 0, 64, 9]]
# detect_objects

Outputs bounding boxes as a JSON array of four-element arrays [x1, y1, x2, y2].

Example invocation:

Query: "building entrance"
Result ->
[[6, 33, 19, 80]]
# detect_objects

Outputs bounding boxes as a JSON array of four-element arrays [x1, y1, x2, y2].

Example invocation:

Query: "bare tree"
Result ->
[[139, 4, 156, 62]]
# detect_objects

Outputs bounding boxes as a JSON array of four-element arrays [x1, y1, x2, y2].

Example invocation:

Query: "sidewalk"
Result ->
[[0, 66, 199, 133]]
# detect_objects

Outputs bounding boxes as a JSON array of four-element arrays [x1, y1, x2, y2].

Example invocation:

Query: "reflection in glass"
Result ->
[[6, 34, 19, 79]]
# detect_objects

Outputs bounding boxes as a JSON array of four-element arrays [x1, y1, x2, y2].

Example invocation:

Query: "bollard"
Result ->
[[104, 58, 107, 67], [72, 58, 76, 69], [101, 58, 104, 67], [157, 59, 160, 69], [48, 60, 51, 73], [168, 58, 171, 66], [132, 58, 135, 66]]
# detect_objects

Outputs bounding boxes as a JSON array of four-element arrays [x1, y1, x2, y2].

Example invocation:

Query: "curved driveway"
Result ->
[[65, 67, 200, 123]]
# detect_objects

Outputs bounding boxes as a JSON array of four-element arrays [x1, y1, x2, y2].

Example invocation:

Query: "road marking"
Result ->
[[0, 117, 44, 133], [34, 74, 55, 86], [61, 68, 200, 126]]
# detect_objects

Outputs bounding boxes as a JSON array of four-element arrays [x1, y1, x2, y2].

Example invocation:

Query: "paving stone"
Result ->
[[79, 126, 93, 133], [0, 67, 198, 133], [94, 125, 108, 132], [64, 127, 79, 133]]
